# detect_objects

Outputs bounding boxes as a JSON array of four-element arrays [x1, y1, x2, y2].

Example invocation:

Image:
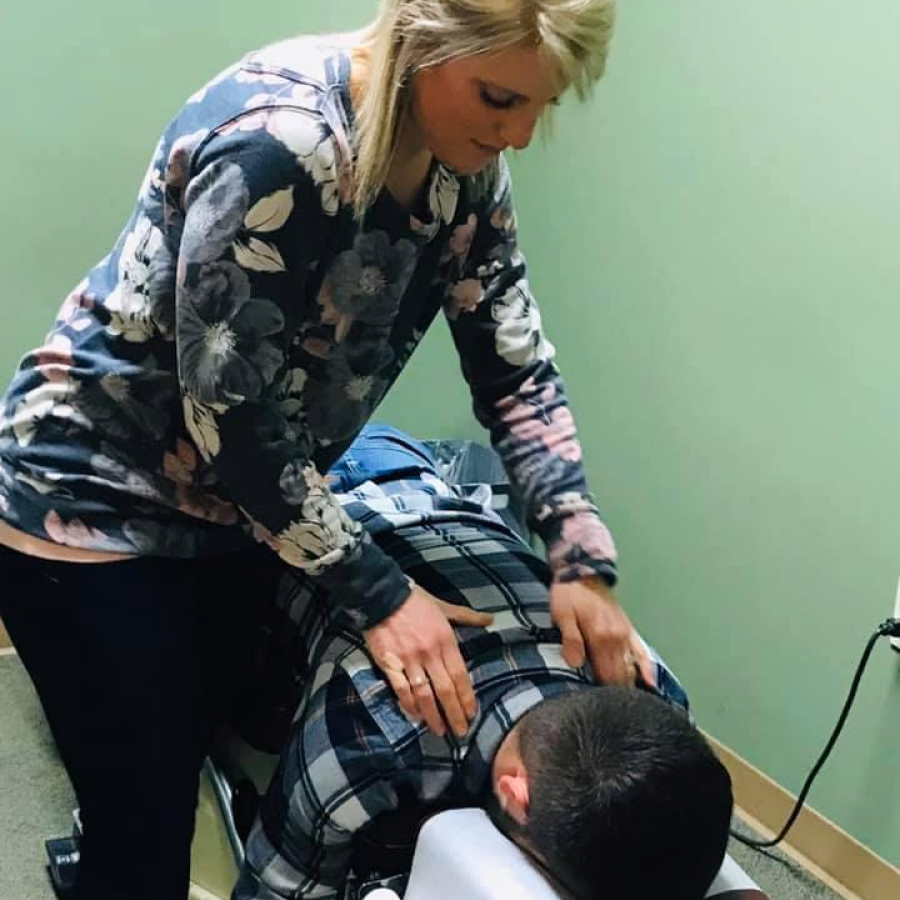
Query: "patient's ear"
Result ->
[[496, 767, 530, 826]]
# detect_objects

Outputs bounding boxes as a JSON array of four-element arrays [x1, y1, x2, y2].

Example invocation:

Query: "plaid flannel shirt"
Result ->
[[233, 478, 688, 900]]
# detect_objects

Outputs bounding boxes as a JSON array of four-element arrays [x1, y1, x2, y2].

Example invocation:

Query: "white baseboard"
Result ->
[[189, 884, 225, 900], [707, 734, 900, 900]]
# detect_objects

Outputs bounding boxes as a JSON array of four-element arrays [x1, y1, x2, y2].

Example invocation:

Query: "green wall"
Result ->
[[4, 0, 899, 866], [501, 0, 900, 865], [0, 2, 371, 372]]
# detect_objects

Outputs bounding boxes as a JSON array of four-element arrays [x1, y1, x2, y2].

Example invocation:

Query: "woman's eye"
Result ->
[[479, 87, 515, 110]]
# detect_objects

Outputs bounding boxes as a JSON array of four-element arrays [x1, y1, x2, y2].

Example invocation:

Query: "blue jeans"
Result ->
[[328, 423, 441, 492]]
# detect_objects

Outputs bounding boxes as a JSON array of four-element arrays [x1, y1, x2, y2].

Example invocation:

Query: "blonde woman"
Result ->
[[0, 2, 652, 897]]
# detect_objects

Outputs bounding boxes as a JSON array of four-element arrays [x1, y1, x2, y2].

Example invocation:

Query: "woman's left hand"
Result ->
[[549, 577, 656, 688]]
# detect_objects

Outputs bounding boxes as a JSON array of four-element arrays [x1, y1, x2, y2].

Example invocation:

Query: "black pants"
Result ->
[[0, 543, 283, 900]]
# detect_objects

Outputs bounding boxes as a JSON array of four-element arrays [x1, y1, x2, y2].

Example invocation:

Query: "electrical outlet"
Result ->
[[892, 578, 900, 652]]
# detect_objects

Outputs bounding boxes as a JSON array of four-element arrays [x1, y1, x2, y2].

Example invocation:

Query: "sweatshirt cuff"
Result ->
[[538, 504, 619, 588], [312, 531, 413, 630]]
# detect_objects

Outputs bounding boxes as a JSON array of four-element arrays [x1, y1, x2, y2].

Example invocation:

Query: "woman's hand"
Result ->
[[549, 577, 656, 688], [364, 583, 493, 738]]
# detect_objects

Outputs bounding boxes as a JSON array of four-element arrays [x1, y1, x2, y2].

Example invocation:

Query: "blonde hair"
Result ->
[[353, 0, 616, 217]]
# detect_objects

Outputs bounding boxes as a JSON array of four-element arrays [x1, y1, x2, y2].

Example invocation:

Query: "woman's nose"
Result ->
[[498, 109, 539, 152]]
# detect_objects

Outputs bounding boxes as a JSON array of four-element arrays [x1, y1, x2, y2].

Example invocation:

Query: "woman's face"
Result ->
[[410, 43, 564, 175]]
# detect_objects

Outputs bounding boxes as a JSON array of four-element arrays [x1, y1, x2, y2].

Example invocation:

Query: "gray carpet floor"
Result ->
[[0, 654, 844, 900]]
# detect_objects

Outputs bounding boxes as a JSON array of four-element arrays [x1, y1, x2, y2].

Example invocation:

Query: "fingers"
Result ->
[[380, 648, 477, 739], [439, 643, 478, 732], [631, 639, 657, 688], [585, 634, 655, 688], [435, 599, 494, 628], [385, 655, 475, 739], [364, 588, 485, 739], [553, 583, 651, 688], [424, 659, 467, 738], [578, 604, 636, 686], [418, 596, 485, 737], [409, 640, 477, 739], [587, 641, 635, 687], [556, 604, 586, 669], [381, 665, 420, 724], [404, 664, 446, 737]]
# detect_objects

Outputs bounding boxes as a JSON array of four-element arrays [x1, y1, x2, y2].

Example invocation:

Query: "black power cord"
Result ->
[[730, 616, 900, 850]]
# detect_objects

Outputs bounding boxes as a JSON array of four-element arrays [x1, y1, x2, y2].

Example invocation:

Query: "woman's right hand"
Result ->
[[364, 583, 493, 738]]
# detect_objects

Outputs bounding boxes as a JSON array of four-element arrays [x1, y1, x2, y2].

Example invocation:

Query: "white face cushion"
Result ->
[[403, 808, 767, 900]]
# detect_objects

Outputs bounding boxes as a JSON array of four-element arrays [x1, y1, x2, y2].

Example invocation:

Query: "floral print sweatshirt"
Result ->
[[0, 34, 618, 627]]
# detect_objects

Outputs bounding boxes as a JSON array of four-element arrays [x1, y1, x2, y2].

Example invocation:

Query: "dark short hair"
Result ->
[[493, 686, 733, 900]]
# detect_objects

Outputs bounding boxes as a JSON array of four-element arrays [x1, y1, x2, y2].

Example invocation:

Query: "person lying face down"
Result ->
[[233, 425, 733, 900]]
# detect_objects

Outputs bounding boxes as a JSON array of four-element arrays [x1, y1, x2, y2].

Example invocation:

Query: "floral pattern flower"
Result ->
[[56, 281, 96, 332], [276, 489, 362, 573], [498, 380, 581, 463], [441, 213, 478, 264], [430, 165, 461, 226], [44, 510, 110, 548], [443, 279, 484, 320], [233, 187, 294, 273], [241, 507, 283, 553], [304, 349, 387, 444], [180, 161, 251, 265], [71, 367, 175, 441], [272, 367, 309, 442], [279, 460, 326, 506], [219, 109, 345, 216], [321, 231, 417, 341], [89, 448, 163, 502], [10, 375, 85, 447], [345, 374, 374, 402], [492, 284, 554, 367], [182, 396, 225, 461], [490, 202, 516, 235], [104, 216, 167, 343], [178, 260, 284, 405]]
